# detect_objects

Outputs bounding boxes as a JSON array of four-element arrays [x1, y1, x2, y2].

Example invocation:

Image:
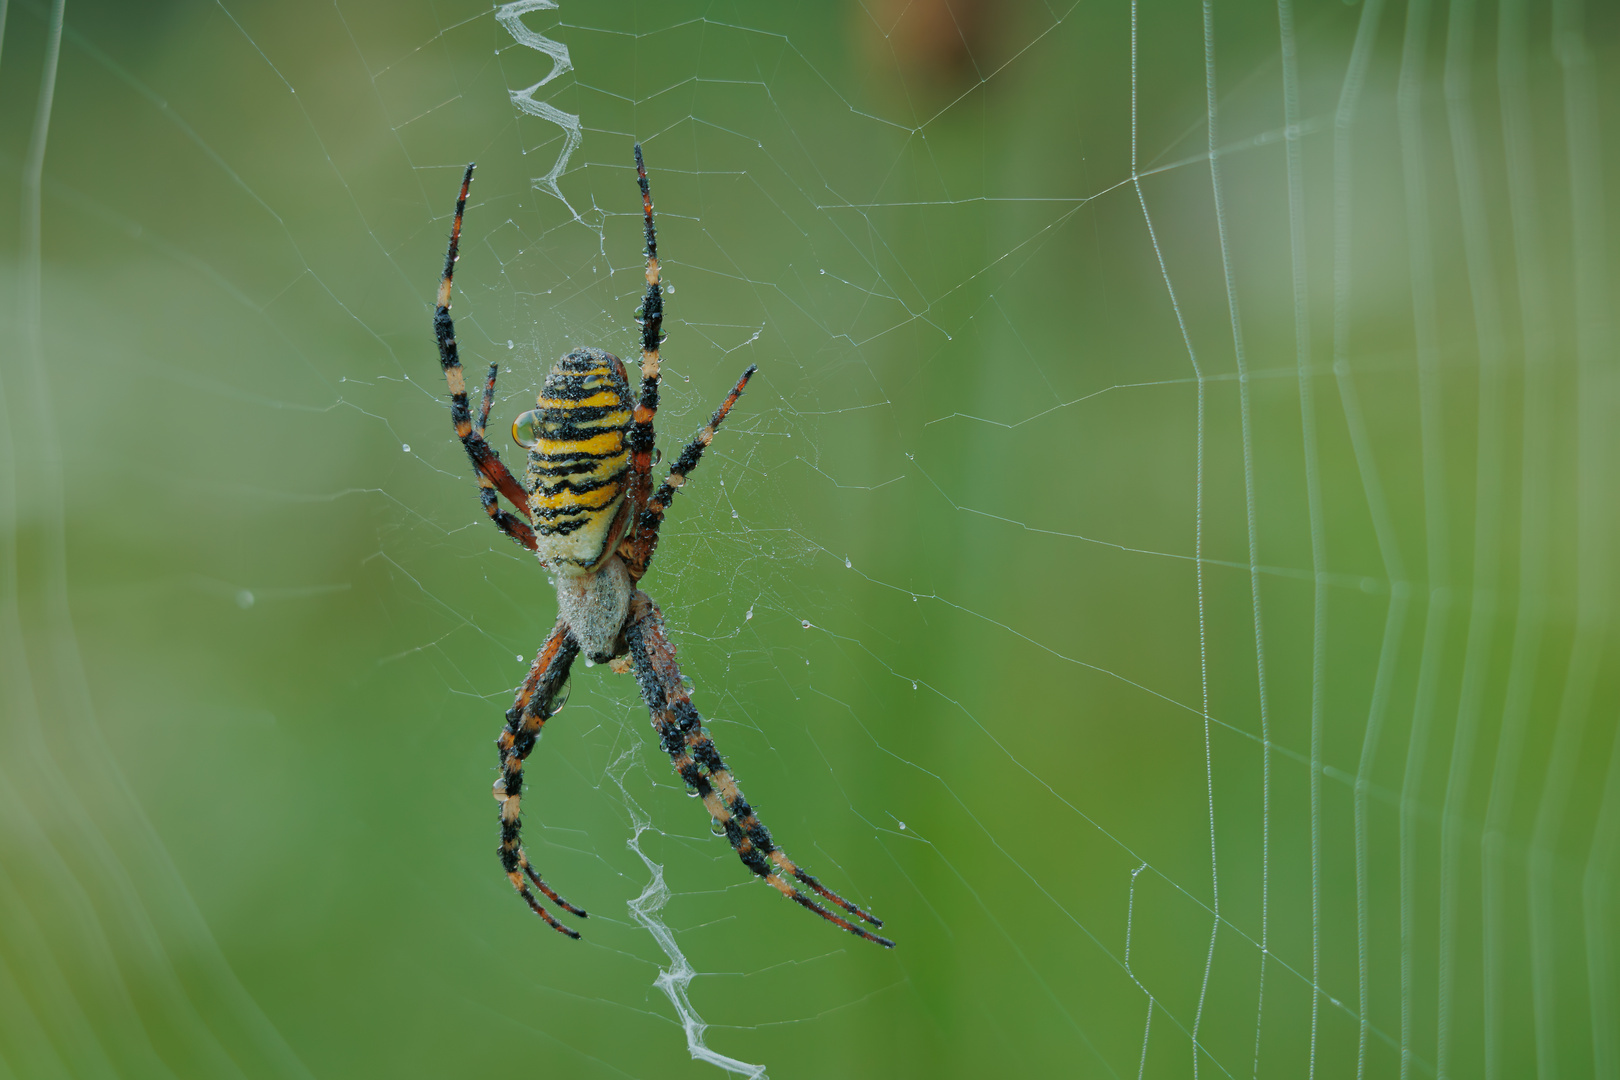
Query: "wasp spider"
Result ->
[[431, 147, 893, 948]]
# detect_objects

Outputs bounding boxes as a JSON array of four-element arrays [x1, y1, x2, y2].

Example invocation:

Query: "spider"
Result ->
[[430, 146, 894, 949]]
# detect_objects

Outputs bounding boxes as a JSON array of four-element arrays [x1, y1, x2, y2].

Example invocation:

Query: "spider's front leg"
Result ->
[[434, 162, 537, 551], [496, 619, 588, 937], [622, 591, 894, 947]]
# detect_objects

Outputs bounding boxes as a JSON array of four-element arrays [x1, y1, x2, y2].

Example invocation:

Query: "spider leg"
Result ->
[[623, 143, 664, 543], [434, 163, 538, 552], [623, 591, 894, 948], [476, 361, 497, 439], [622, 364, 757, 582], [496, 619, 587, 937]]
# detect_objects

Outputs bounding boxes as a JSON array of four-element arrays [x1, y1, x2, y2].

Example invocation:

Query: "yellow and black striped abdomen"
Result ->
[[514, 348, 632, 574]]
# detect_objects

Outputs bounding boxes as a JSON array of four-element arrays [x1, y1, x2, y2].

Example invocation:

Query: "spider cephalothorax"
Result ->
[[430, 147, 893, 948]]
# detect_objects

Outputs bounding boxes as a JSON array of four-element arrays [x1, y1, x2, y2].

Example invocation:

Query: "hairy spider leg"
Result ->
[[623, 142, 664, 550], [434, 162, 537, 552], [623, 365, 757, 582], [624, 592, 895, 948], [496, 620, 588, 937], [476, 361, 498, 439]]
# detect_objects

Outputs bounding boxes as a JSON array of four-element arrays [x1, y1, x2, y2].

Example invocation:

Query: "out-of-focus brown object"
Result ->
[[855, 0, 993, 94]]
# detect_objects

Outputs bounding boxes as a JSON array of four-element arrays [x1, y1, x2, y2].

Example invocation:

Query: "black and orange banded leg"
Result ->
[[624, 364, 757, 582], [496, 619, 587, 937], [434, 162, 538, 553], [623, 591, 894, 948], [623, 142, 665, 550]]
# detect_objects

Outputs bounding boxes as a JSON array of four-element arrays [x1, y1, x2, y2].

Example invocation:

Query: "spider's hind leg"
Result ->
[[623, 591, 895, 948], [496, 620, 588, 937]]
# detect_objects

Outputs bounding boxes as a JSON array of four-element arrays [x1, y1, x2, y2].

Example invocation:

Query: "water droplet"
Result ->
[[744, 608, 754, 621], [507, 340, 514, 349], [801, 620, 811, 629], [911, 681, 918, 690], [819, 268, 826, 275], [339, 375, 346, 382], [401, 443, 411, 453], [684, 784, 701, 798], [515, 654, 524, 663], [898, 822, 907, 831], [709, 818, 727, 837], [844, 556, 852, 569], [236, 590, 255, 609], [731, 511, 738, 519], [667, 285, 675, 294], [583, 657, 596, 668], [547, 680, 571, 717]]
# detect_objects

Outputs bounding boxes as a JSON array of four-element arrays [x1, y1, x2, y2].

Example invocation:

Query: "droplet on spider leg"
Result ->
[[684, 783, 701, 798], [709, 818, 727, 838], [547, 679, 571, 717]]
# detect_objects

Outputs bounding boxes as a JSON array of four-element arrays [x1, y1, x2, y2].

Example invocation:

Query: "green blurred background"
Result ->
[[2, 0, 1617, 1076]]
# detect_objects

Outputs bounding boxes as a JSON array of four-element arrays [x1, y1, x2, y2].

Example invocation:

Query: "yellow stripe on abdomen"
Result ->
[[525, 348, 632, 575]]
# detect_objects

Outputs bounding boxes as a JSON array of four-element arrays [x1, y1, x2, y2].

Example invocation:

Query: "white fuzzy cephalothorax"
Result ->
[[553, 554, 632, 663]]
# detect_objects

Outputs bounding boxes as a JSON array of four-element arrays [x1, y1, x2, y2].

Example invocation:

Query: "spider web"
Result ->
[[2, 0, 1619, 1078]]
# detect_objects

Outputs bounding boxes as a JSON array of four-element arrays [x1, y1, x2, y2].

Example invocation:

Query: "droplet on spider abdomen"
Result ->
[[511, 409, 542, 449]]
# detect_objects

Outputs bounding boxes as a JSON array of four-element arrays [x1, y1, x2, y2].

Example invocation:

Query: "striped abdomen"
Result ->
[[514, 348, 632, 574]]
